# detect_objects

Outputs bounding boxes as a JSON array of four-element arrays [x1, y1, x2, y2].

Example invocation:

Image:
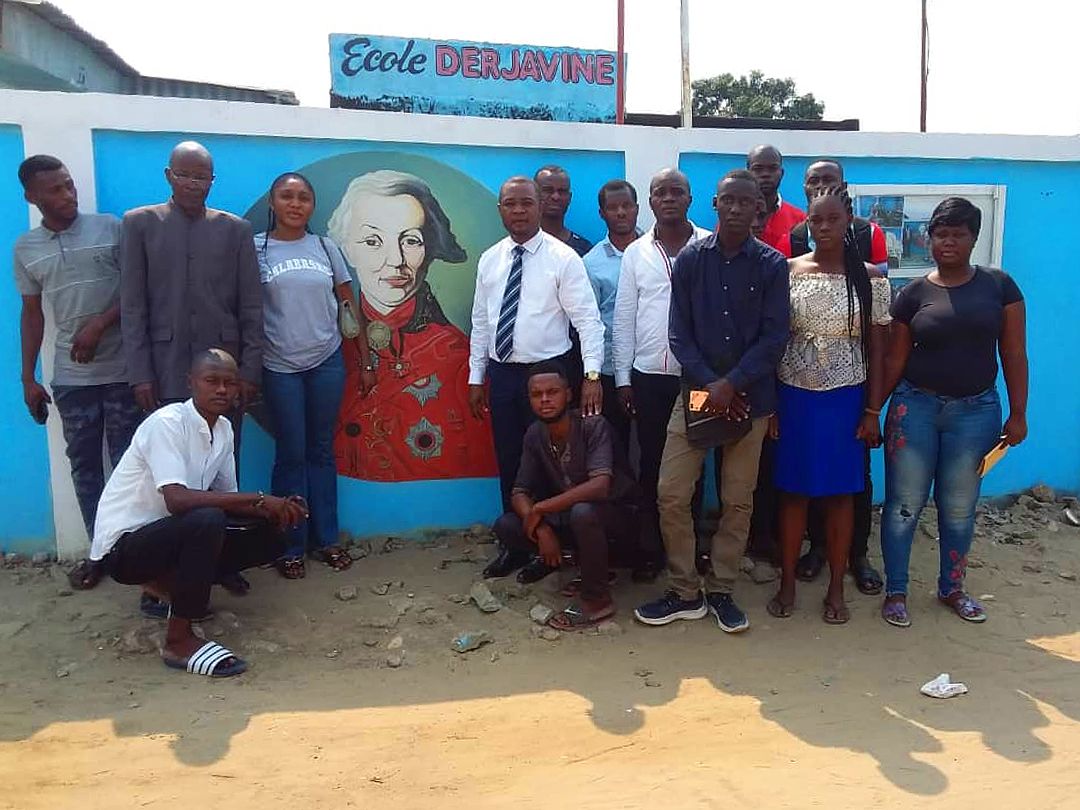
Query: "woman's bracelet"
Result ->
[[864, 407, 881, 416]]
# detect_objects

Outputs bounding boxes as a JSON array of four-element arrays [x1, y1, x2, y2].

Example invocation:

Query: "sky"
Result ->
[[52, 0, 1080, 135]]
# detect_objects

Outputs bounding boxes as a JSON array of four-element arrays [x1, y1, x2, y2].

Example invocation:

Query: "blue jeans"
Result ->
[[881, 381, 1002, 598], [52, 383, 142, 535], [261, 348, 346, 558]]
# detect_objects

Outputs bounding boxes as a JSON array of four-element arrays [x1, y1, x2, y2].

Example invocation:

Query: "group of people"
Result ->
[[12, 140, 1027, 678], [467, 147, 1027, 636]]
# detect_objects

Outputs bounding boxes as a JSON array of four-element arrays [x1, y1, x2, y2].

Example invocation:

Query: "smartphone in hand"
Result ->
[[687, 389, 709, 413], [32, 399, 48, 425]]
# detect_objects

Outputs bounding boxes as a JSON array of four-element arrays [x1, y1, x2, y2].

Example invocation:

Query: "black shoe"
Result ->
[[482, 548, 531, 579], [516, 557, 558, 584], [706, 592, 749, 633], [216, 571, 250, 596]]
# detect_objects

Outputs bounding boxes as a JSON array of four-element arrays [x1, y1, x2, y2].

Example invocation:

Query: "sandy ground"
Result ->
[[2, 497, 1080, 809]]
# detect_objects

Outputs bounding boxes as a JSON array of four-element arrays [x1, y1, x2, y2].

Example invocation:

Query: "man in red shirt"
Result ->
[[747, 145, 805, 250]]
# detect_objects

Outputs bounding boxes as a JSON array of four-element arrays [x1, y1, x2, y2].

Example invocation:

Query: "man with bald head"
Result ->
[[746, 145, 805, 250], [612, 168, 712, 579], [469, 176, 605, 517], [120, 141, 263, 449], [90, 349, 305, 677]]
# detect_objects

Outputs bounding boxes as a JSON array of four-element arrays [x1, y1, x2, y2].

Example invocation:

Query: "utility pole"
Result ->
[[680, 0, 692, 128], [616, 0, 626, 124], [920, 0, 928, 132]]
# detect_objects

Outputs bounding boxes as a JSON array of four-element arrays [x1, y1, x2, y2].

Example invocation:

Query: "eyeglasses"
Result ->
[[169, 169, 214, 185]]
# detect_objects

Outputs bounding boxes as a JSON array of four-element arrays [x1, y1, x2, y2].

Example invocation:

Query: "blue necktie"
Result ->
[[494, 245, 525, 362]]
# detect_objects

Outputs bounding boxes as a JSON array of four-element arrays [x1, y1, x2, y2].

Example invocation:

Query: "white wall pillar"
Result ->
[[18, 118, 97, 559]]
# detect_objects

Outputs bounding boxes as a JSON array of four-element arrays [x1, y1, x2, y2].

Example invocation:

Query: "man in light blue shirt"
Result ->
[[582, 179, 639, 455]]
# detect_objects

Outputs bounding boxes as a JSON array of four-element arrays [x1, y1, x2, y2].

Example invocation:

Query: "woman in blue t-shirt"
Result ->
[[255, 172, 377, 579], [867, 197, 1028, 627]]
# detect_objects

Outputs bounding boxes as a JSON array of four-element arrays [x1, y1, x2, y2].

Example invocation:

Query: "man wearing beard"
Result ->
[[486, 361, 638, 630]]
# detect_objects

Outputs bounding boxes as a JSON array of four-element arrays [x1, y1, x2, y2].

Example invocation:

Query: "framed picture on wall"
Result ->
[[848, 184, 1007, 279]]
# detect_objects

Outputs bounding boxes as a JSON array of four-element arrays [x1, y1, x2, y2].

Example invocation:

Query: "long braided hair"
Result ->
[[262, 171, 317, 255], [808, 184, 872, 372]]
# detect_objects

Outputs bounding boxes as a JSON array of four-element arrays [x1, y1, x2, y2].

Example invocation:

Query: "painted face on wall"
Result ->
[[343, 192, 428, 312]]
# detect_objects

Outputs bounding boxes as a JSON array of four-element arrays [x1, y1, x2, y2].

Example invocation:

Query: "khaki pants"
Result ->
[[658, 395, 769, 599]]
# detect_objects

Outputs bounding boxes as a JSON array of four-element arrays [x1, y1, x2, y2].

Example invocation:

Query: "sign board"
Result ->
[[848, 184, 1006, 279], [329, 34, 620, 123]]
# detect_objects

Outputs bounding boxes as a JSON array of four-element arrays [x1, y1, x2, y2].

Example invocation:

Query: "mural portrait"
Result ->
[[246, 152, 503, 483]]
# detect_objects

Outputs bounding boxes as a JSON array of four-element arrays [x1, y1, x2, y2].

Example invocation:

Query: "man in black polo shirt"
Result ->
[[483, 360, 637, 630], [534, 165, 594, 258], [535, 165, 593, 390]]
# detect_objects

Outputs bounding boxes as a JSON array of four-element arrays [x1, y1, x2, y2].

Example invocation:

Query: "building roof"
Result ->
[[11, 1, 297, 104], [0, 49, 84, 91], [24, 1, 139, 77]]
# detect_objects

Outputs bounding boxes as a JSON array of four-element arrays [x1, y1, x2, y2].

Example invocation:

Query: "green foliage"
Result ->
[[691, 70, 824, 120]]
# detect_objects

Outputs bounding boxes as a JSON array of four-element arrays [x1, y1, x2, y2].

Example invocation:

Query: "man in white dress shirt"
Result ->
[[469, 176, 605, 509], [90, 349, 306, 678], [612, 168, 712, 578]]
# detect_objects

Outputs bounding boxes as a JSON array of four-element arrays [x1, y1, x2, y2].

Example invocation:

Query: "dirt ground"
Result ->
[[2, 495, 1080, 809]]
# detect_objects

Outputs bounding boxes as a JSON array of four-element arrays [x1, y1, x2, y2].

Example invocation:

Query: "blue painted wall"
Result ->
[[681, 152, 1080, 497], [92, 130, 625, 536], [0, 124, 55, 552]]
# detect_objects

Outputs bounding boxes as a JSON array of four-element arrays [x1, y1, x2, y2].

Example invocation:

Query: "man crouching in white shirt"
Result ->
[[89, 349, 307, 678]]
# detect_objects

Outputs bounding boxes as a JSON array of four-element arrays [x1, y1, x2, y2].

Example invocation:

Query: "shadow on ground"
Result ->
[[2, 517, 1079, 797]]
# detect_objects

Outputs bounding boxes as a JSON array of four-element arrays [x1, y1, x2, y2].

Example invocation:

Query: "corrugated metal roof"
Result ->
[[8, 1, 298, 103], [0, 48, 85, 90], [22, 1, 139, 76]]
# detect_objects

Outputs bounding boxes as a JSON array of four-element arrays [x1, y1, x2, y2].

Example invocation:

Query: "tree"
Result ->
[[691, 70, 824, 120]]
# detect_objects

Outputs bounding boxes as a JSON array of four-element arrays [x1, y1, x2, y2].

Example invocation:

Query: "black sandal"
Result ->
[[850, 556, 884, 595], [67, 558, 103, 590], [795, 550, 825, 582]]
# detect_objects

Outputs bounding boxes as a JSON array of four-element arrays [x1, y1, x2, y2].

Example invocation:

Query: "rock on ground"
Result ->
[[529, 604, 554, 625], [469, 582, 503, 613], [1031, 484, 1056, 504]]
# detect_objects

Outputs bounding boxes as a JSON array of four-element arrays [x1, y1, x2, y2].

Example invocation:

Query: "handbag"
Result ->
[[315, 236, 362, 340], [681, 383, 753, 448]]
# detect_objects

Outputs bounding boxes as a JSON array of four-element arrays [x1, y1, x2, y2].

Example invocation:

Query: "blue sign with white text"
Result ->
[[329, 34, 620, 123]]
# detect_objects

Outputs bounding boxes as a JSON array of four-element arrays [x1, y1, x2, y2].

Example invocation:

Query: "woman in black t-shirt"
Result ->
[[868, 197, 1028, 628]]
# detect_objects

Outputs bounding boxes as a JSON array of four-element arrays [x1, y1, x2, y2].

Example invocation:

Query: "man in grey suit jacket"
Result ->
[[120, 141, 263, 429]]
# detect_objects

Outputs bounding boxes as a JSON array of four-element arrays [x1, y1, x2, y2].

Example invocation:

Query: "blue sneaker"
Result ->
[[634, 590, 708, 626], [706, 592, 749, 633]]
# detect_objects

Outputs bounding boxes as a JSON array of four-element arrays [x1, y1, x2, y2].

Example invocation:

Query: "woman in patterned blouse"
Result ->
[[768, 186, 892, 624]]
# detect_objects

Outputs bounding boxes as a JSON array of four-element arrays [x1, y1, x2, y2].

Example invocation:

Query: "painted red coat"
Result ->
[[335, 284, 498, 482]]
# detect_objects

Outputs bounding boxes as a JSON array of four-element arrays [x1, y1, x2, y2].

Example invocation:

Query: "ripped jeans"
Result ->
[[880, 381, 1002, 598]]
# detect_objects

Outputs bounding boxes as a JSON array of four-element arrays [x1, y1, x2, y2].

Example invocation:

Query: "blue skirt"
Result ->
[[774, 382, 866, 497]]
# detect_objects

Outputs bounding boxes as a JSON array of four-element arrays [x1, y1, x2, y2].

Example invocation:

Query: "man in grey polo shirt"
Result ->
[[14, 155, 141, 587]]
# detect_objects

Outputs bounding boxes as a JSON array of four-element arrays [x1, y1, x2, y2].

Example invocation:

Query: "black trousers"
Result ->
[[493, 501, 633, 602], [600, 374, 632, 458], [487, 350, 579, 510], [747, 437, 780, 563], [104, 508, 285, 619]]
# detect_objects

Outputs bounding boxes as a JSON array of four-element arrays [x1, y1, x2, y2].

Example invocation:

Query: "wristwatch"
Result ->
[[585, 371, 601, 382]]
